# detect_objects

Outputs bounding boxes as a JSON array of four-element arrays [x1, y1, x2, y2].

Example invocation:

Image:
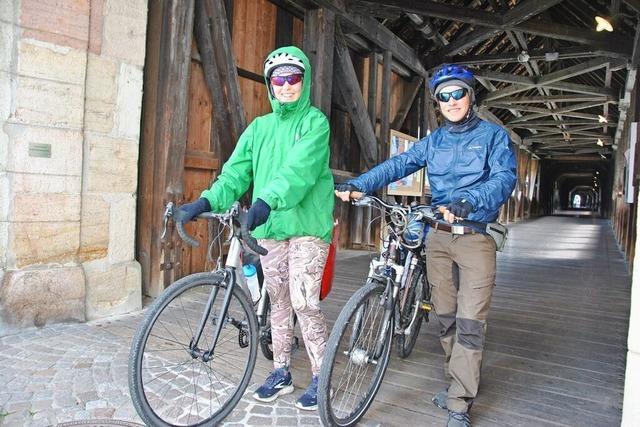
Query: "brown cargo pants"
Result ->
[[426, 228, 497, 413], [259, 236, 329, 377]]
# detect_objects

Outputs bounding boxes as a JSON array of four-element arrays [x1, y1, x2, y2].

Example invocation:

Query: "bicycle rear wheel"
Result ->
[[128, 272, 258, 426], [318, 279, 393, 427], [396, 268, 426, 358]]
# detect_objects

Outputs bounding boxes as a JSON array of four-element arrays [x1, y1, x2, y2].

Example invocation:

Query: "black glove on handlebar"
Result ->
[[175, 198, 211, 223], [447, 199, 474, 218], [335, 183, 361, 192], [246, 198, 271, 231]]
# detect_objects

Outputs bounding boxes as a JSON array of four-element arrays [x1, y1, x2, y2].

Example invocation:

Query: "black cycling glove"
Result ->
[[334, 183, 361, 193], [245, 198, 271, 231], [175, 198, 211, 223], [447, 199, 474, 218]]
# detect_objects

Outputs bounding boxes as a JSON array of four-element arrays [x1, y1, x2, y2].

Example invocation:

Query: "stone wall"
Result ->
[[0, 0, 147, 335]]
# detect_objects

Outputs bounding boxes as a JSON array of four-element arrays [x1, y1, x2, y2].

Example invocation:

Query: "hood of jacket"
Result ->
[[264, 46, 312, 119]]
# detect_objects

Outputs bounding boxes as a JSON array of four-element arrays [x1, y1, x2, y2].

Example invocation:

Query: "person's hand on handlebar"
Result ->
[[244, 198, 271, 231], [334, 183, 364, 202], [175, 198, 211, 223]]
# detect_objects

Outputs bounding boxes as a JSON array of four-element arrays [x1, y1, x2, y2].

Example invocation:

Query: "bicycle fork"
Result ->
[[190, 238, 246, 362]]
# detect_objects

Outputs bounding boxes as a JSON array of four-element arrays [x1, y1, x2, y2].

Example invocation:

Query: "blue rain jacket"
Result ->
[[348, 119, 517, 224]]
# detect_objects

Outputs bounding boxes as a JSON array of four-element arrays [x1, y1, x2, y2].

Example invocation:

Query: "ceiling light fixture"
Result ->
[[597, 139, 604, 146], [598, 114, 608, 123], [595, 0, 621, 32], [595, 16, 614, 32]]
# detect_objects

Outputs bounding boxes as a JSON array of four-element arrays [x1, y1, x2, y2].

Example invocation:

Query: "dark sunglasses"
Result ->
[[436, 88, 468, 102], [270, 73, 303, 86]]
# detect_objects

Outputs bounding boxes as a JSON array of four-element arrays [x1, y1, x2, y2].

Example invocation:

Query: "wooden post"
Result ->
[[138, 0, 195, 296], [367, 52, 378, 128], [303, 8, 336, 117], [205, 0, 247, 158], [334, 36, 378, 169], [380, 50, 392, 164], [194, 0, 229, 161]]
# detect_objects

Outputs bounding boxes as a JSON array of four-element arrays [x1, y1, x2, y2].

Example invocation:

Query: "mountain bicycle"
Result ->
[[128, 201, 275, 426], [318, 194, 435, 427]]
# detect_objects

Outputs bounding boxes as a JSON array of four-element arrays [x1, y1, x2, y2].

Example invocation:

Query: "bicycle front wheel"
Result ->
[[318, 279, 393, 427], [128, 272, 258, 426]]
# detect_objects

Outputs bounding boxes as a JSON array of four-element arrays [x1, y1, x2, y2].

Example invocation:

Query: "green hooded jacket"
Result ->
[[201, 46, 334, 242]]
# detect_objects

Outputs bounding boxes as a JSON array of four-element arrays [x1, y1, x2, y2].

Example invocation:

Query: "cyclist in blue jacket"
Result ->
[[336, 64, 516, 427]]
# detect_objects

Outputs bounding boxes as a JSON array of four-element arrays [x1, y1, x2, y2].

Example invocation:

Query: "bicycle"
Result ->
[[317, 194, 435, 427], [128, 201, 274, 426]]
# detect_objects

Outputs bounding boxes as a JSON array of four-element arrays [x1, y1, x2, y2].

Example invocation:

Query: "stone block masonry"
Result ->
[[0, 0, 148, 335]]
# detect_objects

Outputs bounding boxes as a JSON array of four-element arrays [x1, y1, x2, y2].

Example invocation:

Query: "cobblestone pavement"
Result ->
[[0, 310, 352, 427]]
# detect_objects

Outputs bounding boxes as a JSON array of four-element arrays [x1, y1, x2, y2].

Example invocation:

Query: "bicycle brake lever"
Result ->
[[160, 202, 174, 240]]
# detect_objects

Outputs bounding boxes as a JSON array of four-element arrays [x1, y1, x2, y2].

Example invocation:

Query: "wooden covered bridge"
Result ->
[[133, 0, 640, 425]]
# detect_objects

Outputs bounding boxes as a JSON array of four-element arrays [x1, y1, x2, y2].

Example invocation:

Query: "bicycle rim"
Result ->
[[129, 273, 257, 426], [319, 279, 393, 426]]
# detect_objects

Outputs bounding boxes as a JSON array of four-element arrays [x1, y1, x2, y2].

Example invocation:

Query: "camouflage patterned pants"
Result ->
[[259, 237, 329, 376]]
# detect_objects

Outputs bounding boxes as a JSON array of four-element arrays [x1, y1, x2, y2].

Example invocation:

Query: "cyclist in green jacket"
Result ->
[[175, 46, 334, 411]]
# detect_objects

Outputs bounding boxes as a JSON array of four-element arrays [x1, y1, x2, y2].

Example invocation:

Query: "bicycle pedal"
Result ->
[[238, 328, 249, 348], [421, 302, 433, 312]]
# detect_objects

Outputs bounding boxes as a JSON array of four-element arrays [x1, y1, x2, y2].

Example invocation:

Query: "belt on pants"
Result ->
[[429, 219, 479, 235]]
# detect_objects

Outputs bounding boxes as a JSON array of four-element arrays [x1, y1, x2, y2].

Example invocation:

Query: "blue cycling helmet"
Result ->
[[429, 64, 475, 96], [402, 213, 427, 248]]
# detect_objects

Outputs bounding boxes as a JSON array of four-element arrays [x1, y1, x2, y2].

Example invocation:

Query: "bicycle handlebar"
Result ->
[[167, 202, 268, 256], [176, 219, 201, 248], [236, 209, 268, 256]]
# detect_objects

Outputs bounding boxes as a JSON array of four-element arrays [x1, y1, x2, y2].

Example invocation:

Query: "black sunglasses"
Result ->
[[436, 88, 468, 102], [270, 74, 304, 86]]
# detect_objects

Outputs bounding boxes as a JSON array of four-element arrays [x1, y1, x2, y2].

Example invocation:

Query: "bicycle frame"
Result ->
[[167, 202, 268, 363], [356, 196, 434, 359]]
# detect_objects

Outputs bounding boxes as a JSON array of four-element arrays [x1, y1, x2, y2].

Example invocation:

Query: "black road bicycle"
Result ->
[[318, 195, 435, 427], [128, 201, 293, 426]]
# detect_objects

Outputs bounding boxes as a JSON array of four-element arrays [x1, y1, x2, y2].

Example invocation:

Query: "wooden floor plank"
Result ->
[[256, 216, 628, 426]]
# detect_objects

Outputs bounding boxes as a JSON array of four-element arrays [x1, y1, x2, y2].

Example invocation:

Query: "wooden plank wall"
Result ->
[[611, 75, 639, 271]]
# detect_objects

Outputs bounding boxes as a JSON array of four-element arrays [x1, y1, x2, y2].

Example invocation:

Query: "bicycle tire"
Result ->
[[128, 272, 258, 426], [396, 268, 426, 358], [318, 279, 393, 427], [259, 293, 273, 360]]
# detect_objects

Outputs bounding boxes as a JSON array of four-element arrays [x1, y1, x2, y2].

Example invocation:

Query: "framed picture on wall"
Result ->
[[387, 130, 425, 197]]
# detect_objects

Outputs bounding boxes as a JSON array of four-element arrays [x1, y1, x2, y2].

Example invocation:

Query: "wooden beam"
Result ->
[[632, 14, 640, 68], [536, 57, 611, 86], [472, 68, 536, 85], [306, 0, 427, 76], [392, 75, 424, 130], [484, 94, 611, 104], [451, 47, 629, 65], [507, 119, 617, 127], [150, 0, 195, 293], [354, 0, 500, 27], [205, 0, 247, 149], [195, 0, 238, 163], [334, 37, 377, 168], [542, 81, 618, 97], [514, 21, 632, 55], [367, 52, 378, 127], [380, 50, 392, 163], [356, 0, 632, 58], [275, 6, 294, 47], [303, 7, 336, 117]]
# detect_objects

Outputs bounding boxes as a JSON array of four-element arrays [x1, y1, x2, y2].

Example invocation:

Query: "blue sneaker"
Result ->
[[253, 368, 294, 402], [295, 376, 318, 411]]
